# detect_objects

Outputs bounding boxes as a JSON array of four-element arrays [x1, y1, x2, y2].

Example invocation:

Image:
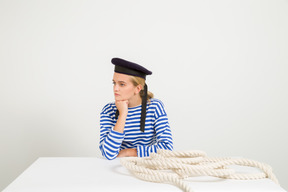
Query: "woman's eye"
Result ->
[[120, 83, 125, 86]]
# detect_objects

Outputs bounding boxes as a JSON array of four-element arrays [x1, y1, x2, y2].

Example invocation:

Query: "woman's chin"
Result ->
[[114, 96, 122, 100]]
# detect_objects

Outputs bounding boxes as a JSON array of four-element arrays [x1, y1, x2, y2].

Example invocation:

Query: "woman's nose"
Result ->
[[114, 84, 119, 92]]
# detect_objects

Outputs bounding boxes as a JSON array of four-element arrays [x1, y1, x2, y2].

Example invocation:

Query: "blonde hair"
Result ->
[[130, 76, 154, 100]]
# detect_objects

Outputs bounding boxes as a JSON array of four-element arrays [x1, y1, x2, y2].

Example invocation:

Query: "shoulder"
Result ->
[[149, 98, 165, 108], [101, 102, 117, 116], [149, 98, 167, 116]]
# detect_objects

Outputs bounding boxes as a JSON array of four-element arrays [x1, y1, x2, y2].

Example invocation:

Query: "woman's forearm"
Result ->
[[117, 148, 137, 157], [113, 114, 127, 133]]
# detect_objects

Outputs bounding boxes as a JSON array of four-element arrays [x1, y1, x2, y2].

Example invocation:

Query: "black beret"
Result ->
[[111, 58, 152, 79]]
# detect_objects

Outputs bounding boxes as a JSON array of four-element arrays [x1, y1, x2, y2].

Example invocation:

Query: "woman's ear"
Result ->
[[135, 84, 143, 95]]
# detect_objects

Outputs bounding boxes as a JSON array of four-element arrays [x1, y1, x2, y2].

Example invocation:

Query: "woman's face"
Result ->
[[113, 72, 139, 101]]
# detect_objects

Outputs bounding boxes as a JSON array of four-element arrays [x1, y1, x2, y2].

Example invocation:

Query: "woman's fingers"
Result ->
[[115, 100, 129, 115]]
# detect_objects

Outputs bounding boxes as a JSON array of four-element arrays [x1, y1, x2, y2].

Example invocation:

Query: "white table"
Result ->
[[3, 157, 287, 192]]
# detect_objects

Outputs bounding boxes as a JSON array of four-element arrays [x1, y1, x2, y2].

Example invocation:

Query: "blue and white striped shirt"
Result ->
[[99, 98, 173, 160]]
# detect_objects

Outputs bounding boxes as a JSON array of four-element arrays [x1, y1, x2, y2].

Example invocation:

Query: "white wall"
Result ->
[[0, 0, 287, 190]]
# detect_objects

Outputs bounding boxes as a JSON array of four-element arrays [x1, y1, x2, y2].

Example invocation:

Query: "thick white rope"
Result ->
[[120, 149, 279, 192]]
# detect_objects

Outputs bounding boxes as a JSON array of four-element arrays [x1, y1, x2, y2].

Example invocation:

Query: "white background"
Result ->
[[0, 0, 287, 191]]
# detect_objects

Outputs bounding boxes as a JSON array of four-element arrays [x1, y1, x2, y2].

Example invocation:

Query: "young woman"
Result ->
[[99, 58, 173, 160]]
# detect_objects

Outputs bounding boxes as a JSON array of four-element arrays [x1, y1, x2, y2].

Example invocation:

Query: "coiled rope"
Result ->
[[120, 149, 279, 192]]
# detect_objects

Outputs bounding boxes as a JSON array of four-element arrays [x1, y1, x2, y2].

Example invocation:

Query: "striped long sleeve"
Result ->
[[99, 99, 173, 160]]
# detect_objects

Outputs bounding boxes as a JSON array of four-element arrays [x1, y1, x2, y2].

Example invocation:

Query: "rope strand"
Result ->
[[120, 149, 279, 192]]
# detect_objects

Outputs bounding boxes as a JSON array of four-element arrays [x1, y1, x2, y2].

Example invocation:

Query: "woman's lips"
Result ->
[[114, 93, 120, 96]]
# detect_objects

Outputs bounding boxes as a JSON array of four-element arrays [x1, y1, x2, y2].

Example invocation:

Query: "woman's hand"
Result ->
[[115, 100, 129, 116], [117, 148, 137, 158], [113, 100, 129, 133]]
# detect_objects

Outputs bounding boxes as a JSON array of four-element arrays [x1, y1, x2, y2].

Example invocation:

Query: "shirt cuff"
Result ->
[[109, 129, 125, 143]]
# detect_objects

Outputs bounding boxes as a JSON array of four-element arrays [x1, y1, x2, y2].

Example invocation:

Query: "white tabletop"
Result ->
[[3, 157, 287, 192]]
